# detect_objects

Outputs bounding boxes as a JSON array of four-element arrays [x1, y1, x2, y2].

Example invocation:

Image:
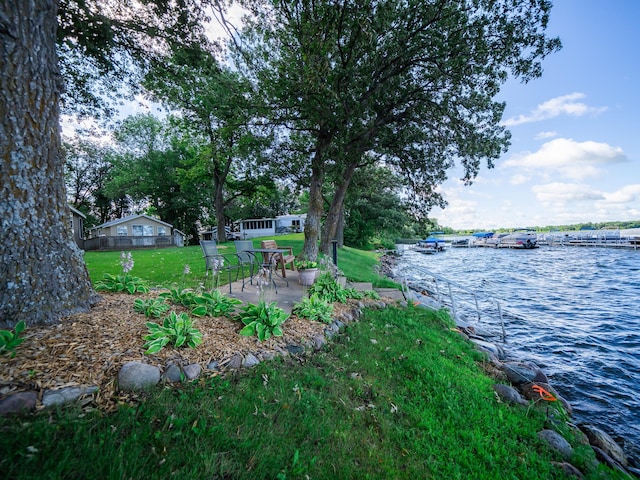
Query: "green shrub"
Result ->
[[133, 298, 170, 318], [0, 320, 26, 358], [293, 295, 334, 324], [238, 300, 289, 341], [191, 290, 242, 317], [143, 312, 203, 354]]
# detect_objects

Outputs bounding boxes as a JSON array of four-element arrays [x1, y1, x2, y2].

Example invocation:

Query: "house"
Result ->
[[85, 214, 185, 251], [237, 214, 306, 239], [69, 205, 86, 249]]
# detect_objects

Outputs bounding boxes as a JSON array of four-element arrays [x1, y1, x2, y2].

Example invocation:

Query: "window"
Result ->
[[132, 225, 143, 236], [158, 226, 167, 236], [117, 226, 128, 236], [243, 220, 273, 230], [143, 225, 154, 236]]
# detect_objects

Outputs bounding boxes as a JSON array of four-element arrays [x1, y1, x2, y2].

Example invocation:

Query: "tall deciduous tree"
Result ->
[[144, 46, 270, 242], [232, 0, 561, 258], [1, 0, 210, 327]]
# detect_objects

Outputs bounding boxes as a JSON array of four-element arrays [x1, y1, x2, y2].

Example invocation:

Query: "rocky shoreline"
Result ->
[[379, 251, 639, 478]]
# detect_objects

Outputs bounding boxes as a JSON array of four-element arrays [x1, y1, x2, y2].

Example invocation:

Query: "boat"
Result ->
[[471, 232, 496, 247], [497, 229, 538, 249], [413, 231, 446, 254], [450, 237, 470, 247]]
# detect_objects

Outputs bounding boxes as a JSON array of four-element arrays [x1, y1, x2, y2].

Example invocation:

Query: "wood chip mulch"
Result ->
[[0, 292, 362, 413]]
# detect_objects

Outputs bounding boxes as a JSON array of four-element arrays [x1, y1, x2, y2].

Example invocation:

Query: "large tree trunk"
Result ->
[[0, 0, 97, 329], [320, 164, 356, 254], [303, 135, 331, 261]]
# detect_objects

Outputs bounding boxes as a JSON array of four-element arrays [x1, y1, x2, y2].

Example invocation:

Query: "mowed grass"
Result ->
[[2, 240, 616, 479], [0, 306, 592, 479], [83, 234, 400, 290]]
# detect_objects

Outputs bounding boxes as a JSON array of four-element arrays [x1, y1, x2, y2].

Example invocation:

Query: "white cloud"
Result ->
[[601, 184, 640, 204], [535, 131, 558, 140], [503, 138, 627, 180], [532, 183, 604, 206], [509, 174, 530, 185], [503, 93, 607, 127]]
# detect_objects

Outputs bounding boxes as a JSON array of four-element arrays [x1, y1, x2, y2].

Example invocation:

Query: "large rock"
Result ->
[[118, 362, 161, 391], [519, 382, 572, 415], [0, 391, 37, 415], [538, 429, 573, 459], [580, 424, 628, 467], [42, 386, 99, 407], [493, 384, 529, 406], [502, 361, 547, 386]]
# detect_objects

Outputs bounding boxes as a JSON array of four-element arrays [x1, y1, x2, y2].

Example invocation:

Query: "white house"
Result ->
[[237, 214, 306, 239]]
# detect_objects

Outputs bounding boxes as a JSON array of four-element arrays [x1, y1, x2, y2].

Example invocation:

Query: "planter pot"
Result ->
[[336, 275, 347, 287], [298, 268, 318, 286]]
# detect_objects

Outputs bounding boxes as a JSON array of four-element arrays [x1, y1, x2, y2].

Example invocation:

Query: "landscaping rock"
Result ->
[[260, 351, 276, 361], [164, 364, 182, 383], [493, 384, 528, 406], [242, 353, 260, 368], [226, 354, 243, 369], [183, 363, 202, 380], [42, 386, 99, 407], [312, 335, 327, 351], [207, 361, 220, 371], [580, 424, 628, 467], [538, 429, 573, 459], [285, 344, 304, 356], [118, 362, 161, 391], [0, 391, 37, 415]]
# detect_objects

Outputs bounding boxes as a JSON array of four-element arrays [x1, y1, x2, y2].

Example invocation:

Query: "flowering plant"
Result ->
[[95, 251, 150, 294]]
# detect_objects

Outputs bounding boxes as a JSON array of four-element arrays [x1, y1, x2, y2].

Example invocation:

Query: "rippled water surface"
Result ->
[[395, 245, 639, 461]]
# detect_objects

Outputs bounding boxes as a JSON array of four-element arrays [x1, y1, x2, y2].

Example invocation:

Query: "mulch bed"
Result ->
[[0, 292, 361, 413]]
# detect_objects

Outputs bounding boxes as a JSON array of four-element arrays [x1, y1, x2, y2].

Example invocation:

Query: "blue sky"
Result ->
[[431, 0, 640, 230]]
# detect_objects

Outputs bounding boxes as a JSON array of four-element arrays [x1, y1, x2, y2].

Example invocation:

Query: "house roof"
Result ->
[[68, 205, 86, 218], [90, 214, 173, 231]]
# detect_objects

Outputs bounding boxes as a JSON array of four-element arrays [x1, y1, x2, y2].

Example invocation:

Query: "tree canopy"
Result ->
[[229, 0, 561, 257]]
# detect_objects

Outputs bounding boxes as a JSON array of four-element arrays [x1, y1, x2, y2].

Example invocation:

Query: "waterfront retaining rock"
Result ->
[[580, 424, 628, 467], [493, 384, 529, 407], [538, 429, 574, 459]]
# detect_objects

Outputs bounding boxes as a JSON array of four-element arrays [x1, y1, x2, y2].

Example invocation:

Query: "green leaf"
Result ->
[[239, 323, 256, 337]]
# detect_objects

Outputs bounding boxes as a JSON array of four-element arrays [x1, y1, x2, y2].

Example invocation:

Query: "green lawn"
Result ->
[[83, 234, 400, 290], [0, 241, 617, 479]]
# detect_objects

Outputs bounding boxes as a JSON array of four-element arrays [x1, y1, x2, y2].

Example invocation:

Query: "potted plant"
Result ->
[[295, 256, 319, 286]]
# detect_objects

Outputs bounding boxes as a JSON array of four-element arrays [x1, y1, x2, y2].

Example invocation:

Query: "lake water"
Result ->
[[394, 244, 639, 462]]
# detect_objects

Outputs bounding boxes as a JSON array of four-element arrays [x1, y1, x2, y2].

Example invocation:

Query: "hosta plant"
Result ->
[[133, 298, 170, 318], [159, 287, 197, 308], [95, 251, 150, 294], [0, 320, 26, 358], [307, 273, 348, 303], [191, 290, 242, 318], [238, 300, 289, 341], [143, 312, 203, 355], [292, 294, 334, 324], [95, 273, 150, 294]]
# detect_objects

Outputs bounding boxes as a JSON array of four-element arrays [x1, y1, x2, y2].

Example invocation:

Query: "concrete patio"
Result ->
[[223, 269, 406, 313]]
